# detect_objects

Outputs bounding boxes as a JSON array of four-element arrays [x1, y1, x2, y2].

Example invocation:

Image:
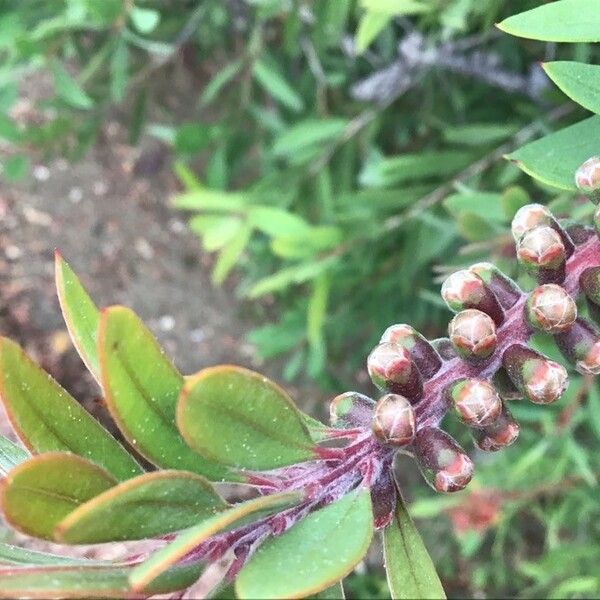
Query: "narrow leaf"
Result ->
[[542, 61, 600, 115], [129, 491, 303, 592], [0, 543, 100, 566], [177, 366, 317, 470], [55, 470, 228, 544], [98, 306, 237, 481], [0, 434, 28, 477], [383, 488, 446, 599], [50, 60, 93, 109], [0, 337, 142, 481], [0, 453, 116, 540], [253, 60, 304, 112], [236, 489, 373, 599]]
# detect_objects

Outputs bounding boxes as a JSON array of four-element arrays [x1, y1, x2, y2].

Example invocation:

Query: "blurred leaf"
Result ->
[[458, 212, 501, 242], [360, 0, 430, 15], [443, 123, 518, 146], [201, 60, 242, 106], [212, 223, 251, 284], [253, 59, 304, 112], [1, 453, 116, 540], [55, 471, 228, 544], [506, 116, 600, 191], [501, 186, 530, 220], [51, 61, 93, 110], [0, 434, 28, 478], [272, 119, 347, 158], [586, 384, 600, 440], [497, 1, 600, 42], [271, 226, 343, 259], [189, 215, 243, 252], [0, 116, 20, 143], [443, 192, 505, 222], [2, 154, 28, 181], [0, 337, 142, 481], [175, 123, 214, 154], [543, 62, 600, 115], [174, 189, 247, 211], [236, 490, 373, 599], [248, 206, 310, 237], [130, 7, 160, 34], [177, 366, 317, 469], [110, 38, 128, 102], [355, 12, 391, 53], [98, 306, 237, 481], [0, 83, 17, 112]]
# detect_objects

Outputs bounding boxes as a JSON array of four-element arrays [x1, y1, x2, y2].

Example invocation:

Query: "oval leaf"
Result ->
[[497, 0, 600, 42], [55, 252, 100, 380], [0, 453, 116, 540], [505, 116, 600, 191], [236, 489, 373, 599], [177, 366, 317, 470], [98, 306, 236, 481], [129, 490, 303, 592], [55, 470, 228, 544], [542, 62, 600, 115], [0, 337, 142, 481], [0, 434, 28, 477], [383, 487, 446, 600]]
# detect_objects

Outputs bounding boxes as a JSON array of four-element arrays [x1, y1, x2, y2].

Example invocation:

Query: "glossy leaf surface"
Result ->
[[0, 543, 99, 566], [98, 306, 235, 481], [0, 434, 28, 477], [129, 491, 303, 592], [0, 338, 141, 481], [1, 453, 116, 540], [236, 490, 373, 599], [177, 366, 317, 470], [55, 470, 228, 544], [543, 62, 600, 115]]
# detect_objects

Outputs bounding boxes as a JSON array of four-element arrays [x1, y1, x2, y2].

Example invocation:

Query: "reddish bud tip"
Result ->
[[511, 203, 552, 241], [517, 226, 566, 283], [472, 406, 520, 452], [371, 394, 416, 447], [367, 342, 423, 400], [575, 156, 600, 203], [448, 378, 503, 428], [329, 391, 374, 430], [525, 284, 577, 333], [448, 309, 497, 360]]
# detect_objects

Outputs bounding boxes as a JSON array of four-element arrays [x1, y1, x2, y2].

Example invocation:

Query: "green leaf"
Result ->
[[0, 542, 100, 566], [272, 119, 347, 159], [0, 337, 142, 481], [0, 562, 202, 599], [2, 155, 29, 182], [542, 62, 600, 115], [248, 206, 310, 237], [1, 453, 116, 540], [497, 0, 600, 42], [110, 38, 128, 102], [443, 192, 505, 222], [189, 215, 243, 252], [312, 582, 345, 598], [130, 6, 160, 34], [55, 470, 228, 544], [506, 116, 600, 190], [55, 252, 100, 379], [201, 60, 242, 106], [360, 0, 430, 16], [173, 189, 247, 211], [586, 384, 600, 441], [0, 434, 28, 477], [236, 490, 373, 599], [383, 489, 446, 600], [129, 491, 303, 592], [355, 12, 391, 53], [253, 60, 304, 112], [50, 61, 93, 110], [174, 122, 214, 154], [212, 223, 252, 284], [98, 306, 237, 481], [177, 366, 318, 470]]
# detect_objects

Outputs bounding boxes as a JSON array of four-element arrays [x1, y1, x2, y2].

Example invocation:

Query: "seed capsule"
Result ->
[[472, 406, 519, 452], [525, 284, 577, 333], [575, 156, 600, 204], [447, 378, 503, 428], [511, 204, 574, 256], [517, 226, 566, 284], [329, 392, 374, 430], [431, 337, 458, 361], [414, 428, 473, 493], [441, 270, 504, 325], [502, 344, 569, 404], [555, 317, 600, 375], [371, 394, 416, 447], [469, 262, 522, 310], [380, 324, 442, 379], [367, 342, 423, 401], [448, 309, 497, 361]]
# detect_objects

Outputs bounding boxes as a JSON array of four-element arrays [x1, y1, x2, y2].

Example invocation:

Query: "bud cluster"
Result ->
[[328, 156, 600, 495]]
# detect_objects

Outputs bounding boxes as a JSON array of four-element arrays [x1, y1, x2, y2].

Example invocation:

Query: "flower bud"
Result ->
[[431, 337, 458, 361], [472, 406, 519, 452], [447, 378, 502, 428], [555, 317, 600, 375], [469, 262, 522, 310], [414, 428, 473, 493], [492, 367, 522, 401], [370, 469, 397, 529], [575, 156, 600, 204], [517, 226, 566, 284], [380, 324, 442, 379], [448, 309, 497, 361], [367, 343, 423, 401], [329, 391, 374, 430], [525, 284, 577, 333], [511, 204, 574, 256], [441, 270, 504, 325], [371, 394, 416, 447], [502, 344, 569, 404]]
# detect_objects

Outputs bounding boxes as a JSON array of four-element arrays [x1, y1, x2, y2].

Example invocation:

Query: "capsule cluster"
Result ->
[[329, 157, 600, 494]]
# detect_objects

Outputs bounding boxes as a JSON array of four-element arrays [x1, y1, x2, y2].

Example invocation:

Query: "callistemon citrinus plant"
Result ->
[[0, 159, 599, 599]]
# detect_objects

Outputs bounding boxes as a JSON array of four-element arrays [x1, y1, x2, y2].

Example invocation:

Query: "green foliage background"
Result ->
[[1, 0, 599, 598]]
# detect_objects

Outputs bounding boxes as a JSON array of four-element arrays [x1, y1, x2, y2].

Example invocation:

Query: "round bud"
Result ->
[[447, 378, 503, 428], [472, 406, 519, 452], [371, 394, 416, 447], [517, 226, 566, 284], [555, 318, 600, 376], [511, 203, 552, 241], [414, 428, 473, 493], [525, 284, 577, 333], [367, 342, 423, 401], [469, 262, 521, 310], [448, 309, 497, 360], [329, 392, 374, 430], [575, 156, 600, 203]]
